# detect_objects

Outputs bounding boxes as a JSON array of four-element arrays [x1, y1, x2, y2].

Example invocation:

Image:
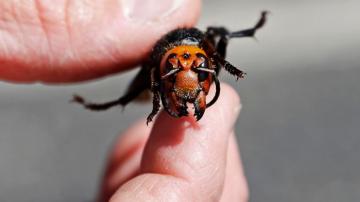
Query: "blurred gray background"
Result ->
[[1, 0, 359, 201]]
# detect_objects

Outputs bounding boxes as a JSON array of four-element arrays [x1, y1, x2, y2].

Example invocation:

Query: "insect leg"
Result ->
[[194, 91, 207, 121], [146, 90, 161, 125], [72, 95, 124, 111], [161, 93, 178, 118], [173, 93, 188, 117], [117, 65, 152, 106], [205, 11, 268, 58], [146, 68, 161, 124], [72, 65, 152, 111], [213, 53, 246, 80], [206, 72, 221, 108], [205, 27, 230, 58], [229, 11, 269, 38]]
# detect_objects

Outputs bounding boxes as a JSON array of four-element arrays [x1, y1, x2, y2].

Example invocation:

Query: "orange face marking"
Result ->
[[160, 45, 213, 117], [160, 45, 207, 74]]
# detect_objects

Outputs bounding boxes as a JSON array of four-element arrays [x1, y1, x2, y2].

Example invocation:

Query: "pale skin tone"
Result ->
[[0, 0, 248, 201]]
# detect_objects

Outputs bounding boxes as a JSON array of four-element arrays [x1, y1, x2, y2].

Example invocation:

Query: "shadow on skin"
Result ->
[[149, 111, 201, 146]]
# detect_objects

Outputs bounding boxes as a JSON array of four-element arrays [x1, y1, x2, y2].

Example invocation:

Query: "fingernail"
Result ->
[[122, 0, 183, 22]]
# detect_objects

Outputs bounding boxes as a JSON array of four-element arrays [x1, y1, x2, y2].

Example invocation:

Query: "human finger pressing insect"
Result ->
[[72, 11, 269, 124]]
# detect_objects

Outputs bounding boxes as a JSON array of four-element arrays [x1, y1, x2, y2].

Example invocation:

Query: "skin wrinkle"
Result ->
[[33, 0, 52, 65], [166, 182, 188, 202], [220, 133, 248, 202], [59, 0, 112, 77], [84, 1, 120, 67], [142, 120, 209, 182], [13, 3, 39, 65], [87, 6, 114, 63], [0, 14, 12, 59], [97, 36, 120, 65], [130, 175, 147, 195], [149, 177, 189, 201], [0, 2, 44, 80], [185, 136, 211, 177], [112, 174, 149, 201], [142, 175, 158, 199], [101, 0, 126, 63], [70, 0, 124, 68], [128, 173, 191, 201], [195, 148, 226, 201], [205, 151, 231, 201], [213, 137, 231, 201], [71, 0, 96, 25], [151, 178, 186, 202], [7, 0, 105, 72], [175, 147, 199, 181], [45, 2, 72, 67], [0, 2, 28, 60], [65, 0, 90, 65], [151, 145, 190, 180], [184, 90, 232, 193], [9, 3, 24, 57], [63, 0, 78, 65]]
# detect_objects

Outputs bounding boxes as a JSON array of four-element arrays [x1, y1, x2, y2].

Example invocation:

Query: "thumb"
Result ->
[[0, 0, 201, 83]]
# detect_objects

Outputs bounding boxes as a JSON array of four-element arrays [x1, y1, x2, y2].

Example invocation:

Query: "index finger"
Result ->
[[140, 83, 241, 200]]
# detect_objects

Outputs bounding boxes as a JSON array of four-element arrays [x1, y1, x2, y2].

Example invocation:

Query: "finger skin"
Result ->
[[0, 0, 201, 83], [220, 134, 249, 202], [103, 131, 249, 202], [109, 83, 241, 202], [99, 119, 152, 202]]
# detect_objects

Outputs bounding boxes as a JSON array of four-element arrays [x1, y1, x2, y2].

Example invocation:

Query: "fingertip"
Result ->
[[198, 82, 242, 133], [139, 82, 242, 200]]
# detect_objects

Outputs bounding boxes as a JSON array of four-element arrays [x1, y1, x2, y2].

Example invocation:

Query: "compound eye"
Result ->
[[198, 71, 209, 82], [165, 53, 178, 72], [195, 53, 209, 69], [195, 53, 210, 82]]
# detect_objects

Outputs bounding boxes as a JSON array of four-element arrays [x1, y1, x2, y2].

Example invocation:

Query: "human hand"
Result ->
[[100, 84, 248, 202], [0, 0, 200, 83], [0, 0, 248, 201]]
